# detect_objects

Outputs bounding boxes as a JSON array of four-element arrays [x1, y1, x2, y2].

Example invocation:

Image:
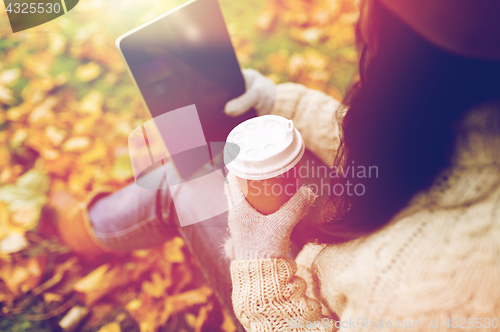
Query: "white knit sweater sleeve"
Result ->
[[231, 258, 334, 332], [269, 83, 344, 167]]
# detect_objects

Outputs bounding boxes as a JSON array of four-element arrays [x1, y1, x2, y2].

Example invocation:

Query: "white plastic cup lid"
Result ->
[[224, 115, 305, 180]]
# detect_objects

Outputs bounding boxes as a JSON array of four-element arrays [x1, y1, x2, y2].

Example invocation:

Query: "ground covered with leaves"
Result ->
[[0, 0, 358, 331]]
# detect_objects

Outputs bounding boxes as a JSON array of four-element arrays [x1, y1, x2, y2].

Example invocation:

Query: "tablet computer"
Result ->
[[116, 0, 255, 180]]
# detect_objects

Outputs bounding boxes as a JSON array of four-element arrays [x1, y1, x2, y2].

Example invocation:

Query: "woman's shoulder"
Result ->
[[313, 169, 500, 318], [303, 102, 500, 318], [315, 101, 500, 268]]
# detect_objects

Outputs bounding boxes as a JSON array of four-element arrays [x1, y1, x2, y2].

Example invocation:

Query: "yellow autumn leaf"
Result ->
[[0, 85, 13, 104], [62, 136, 91, 152], [255, 11, 276, 32], [126, 294, 163, 332], [98, 322, 121, 332], [33, 256, 80, 296], [48, 34, 66, 55], [73, 116, 99, 135], [185, 313, 197, 329], [221, 308, 238, 332], [79, 90, 103, 115], [6, 104, 30, 122], [59, 306, 89, 331], [0, 202, 10, 239], [126, 299, 142, 311], [111, 155, 133, 182], [163, 285, 213, 317], [141, 272, 171, 298], [303, 48, 329, 71], [73, 263, 131, 306], [42, 292, 64, 304], [0, 68, 21, 86], [163, 236, 185, 263], [0, 256, 44, 295], [10, 128, 28, 148], [76, 62, 102, 82], [194, 302, 213, 332], [288, 53, 307, 78], [45, 126, 67, 147], [78, 141, 107, 163], [28, 97, 58, 125], [0, 232, 28, 254], [0, 169, 49, 241], [10, 203, 39, 230]]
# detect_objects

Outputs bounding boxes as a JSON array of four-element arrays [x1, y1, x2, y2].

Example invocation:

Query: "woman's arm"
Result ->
[[224, 173, 334, 331], [231, 258, 333, 331], [270, 83, 346, 167]]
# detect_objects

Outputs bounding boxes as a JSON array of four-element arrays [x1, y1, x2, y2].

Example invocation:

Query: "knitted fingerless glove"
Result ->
[[224, 173, 316, 260]]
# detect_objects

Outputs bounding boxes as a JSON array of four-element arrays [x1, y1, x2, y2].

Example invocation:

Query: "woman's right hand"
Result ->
[[224, 69, 276, 117], [223, 173, 316, 260]]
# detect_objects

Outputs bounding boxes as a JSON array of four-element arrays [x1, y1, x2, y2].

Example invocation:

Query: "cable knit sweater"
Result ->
[[230, 83, 500, 331]]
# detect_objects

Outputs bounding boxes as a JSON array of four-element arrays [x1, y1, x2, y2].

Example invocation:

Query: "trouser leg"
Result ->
[[86, 162, 246, 331], [87, 166, 174, 251]]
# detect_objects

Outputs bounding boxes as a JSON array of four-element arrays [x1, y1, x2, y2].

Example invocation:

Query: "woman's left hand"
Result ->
[[224, 69, 276, 117], [224, 173, 317, 260]]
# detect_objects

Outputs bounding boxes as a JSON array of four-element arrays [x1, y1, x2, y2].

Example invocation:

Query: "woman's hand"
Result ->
[[224, 69, 276, 117], [224, 173, 316, 260]]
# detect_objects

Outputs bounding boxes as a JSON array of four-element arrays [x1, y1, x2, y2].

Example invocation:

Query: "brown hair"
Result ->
[[293, 0, 500, 246]]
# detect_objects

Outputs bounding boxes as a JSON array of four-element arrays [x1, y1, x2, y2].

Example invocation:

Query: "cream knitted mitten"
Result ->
[[224, 69, 276, 117], [224, 173, 317, 260]]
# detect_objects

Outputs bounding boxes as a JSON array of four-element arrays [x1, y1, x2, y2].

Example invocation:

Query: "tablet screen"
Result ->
[[118, 0, 256, 179]]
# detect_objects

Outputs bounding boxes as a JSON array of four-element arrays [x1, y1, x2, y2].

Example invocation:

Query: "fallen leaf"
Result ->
[[10, 204, 39, 230], [76, 62, 102, 82], [111, 155, 133, 182], [73, 264, 131, 306], [256, 11, 276, 32], [0, 256, 45, 295], [0, 68, 21, 86], [79, 90, 103, 116], [163, 237, 185, 263], [98, 322, 121, 332], [0, 169, 49, 238], [126, 299, 142, 311], [10, 128, 28, 148], [6, 104, 31, 122], [62, 137, 91, 152], [59, 305, 89, 331], [45, 126, 67, 147], [163, 285, 213, 317], [78, 141, 107, 163], [28, 97, 58, 125], [126, 294, 162, 332], [42, 292, 64, 304], [304, 48, 329, 71], [49, 34, 66, 55], [0, 232, 28, 254], [221, 308, 237, 332], [33, 256, 80, 295], [194, 302, 213, 332], [141, 272, 172, 298], [0, 85, 13, 104]]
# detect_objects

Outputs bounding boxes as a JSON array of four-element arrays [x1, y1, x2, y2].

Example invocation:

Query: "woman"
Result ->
[[222, 0, 500, 330], [57, 0, 500, 330]]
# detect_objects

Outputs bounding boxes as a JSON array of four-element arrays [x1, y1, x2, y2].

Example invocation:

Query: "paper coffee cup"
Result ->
[[224, 115, 305, 214]]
